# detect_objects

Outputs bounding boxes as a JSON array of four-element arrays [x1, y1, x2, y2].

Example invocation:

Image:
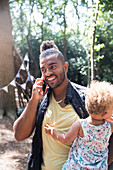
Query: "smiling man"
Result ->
[[13, 41, 113, 170]]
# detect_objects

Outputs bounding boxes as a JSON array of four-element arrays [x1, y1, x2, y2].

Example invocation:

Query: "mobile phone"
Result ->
[[43, 81, 47, 92]]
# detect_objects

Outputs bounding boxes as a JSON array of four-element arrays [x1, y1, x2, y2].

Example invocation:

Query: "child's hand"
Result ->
[[44, 124, 54, 135]]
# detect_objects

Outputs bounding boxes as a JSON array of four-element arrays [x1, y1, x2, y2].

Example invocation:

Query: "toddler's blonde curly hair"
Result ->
[[85, 81, 113, 115]]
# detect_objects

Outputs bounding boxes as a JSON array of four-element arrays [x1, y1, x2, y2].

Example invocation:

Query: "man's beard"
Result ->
[[53, 69, 65, 89]]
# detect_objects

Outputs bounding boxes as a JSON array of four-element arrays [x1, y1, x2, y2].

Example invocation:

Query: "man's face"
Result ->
[[40, 54, 68, 89]]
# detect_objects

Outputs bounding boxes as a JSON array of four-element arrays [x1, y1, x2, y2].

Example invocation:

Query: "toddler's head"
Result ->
[[85, 81, 113, 117]]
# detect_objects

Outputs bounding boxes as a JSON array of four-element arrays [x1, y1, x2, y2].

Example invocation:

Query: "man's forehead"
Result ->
[[40, 57, 64, 70], [40, 54, 59, 63]]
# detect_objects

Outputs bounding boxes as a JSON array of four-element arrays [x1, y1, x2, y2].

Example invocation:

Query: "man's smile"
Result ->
[[46, 75, 57, 83]]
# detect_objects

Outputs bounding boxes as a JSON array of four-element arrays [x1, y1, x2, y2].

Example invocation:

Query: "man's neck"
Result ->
[[52, 78, 68, 100]]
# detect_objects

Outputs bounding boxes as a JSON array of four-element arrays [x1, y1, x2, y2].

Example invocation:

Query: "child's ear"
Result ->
[[102, 112, 108, 119], [106, 117, 113, 121]]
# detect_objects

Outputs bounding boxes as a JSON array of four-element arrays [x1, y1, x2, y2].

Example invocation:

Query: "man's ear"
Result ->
[[64, 62, 69, 73]]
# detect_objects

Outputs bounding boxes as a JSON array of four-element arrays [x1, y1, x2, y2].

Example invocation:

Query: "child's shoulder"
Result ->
[[78, 118, 87, 124], [76, 119, 87, 129]]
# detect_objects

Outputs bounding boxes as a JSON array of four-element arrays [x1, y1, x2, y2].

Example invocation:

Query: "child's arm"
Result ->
[[44, 120, 81, 144]]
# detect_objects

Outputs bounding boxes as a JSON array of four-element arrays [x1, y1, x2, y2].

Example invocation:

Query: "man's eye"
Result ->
[[41, 68, 46, 73], [51, 65, 56, 69]]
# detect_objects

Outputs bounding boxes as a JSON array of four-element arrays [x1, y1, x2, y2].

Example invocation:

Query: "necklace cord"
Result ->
[[56, 96, 65, 104]]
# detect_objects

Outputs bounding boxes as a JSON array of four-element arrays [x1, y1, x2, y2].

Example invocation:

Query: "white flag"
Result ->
[[30, 75, 35, 81], [24, 53, 29, 62], [16, 71, 20, 78], [21, 83, 26, 90], [2, 86, 8, 93], [26, 73, 31, 82], [20, 63, 25, 70], [10, 79, 16, 87]]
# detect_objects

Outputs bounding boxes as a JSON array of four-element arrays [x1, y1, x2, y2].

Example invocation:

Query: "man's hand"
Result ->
[[32, 78, 48, 101]]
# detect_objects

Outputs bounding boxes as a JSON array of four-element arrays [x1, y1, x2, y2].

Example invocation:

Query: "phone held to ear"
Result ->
[[35, 78, 48, 93], [43, 81, 47, 92]]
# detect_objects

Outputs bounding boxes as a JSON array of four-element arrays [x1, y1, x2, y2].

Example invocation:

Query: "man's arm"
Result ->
[[13, 78, 46, 141]]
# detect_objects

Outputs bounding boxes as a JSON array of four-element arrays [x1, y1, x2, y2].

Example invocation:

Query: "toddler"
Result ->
[[45, 81, 113, 170]]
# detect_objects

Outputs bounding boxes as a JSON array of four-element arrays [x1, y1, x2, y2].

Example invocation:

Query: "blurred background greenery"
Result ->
[[8, 0, 113, 86]]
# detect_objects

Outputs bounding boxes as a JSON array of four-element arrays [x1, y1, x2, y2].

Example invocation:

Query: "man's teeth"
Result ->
[[48, 77, 55, 81]]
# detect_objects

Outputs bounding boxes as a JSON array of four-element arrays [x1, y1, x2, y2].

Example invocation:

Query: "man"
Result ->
[[13, 41, 113, 170]]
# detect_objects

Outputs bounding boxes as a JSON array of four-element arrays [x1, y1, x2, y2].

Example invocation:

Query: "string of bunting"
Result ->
[[0, 53, 35, 93]]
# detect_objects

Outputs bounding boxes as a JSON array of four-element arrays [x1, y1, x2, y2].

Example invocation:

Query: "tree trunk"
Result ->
[[0, 0, 16, 119], [27, 35, 39, 78], [88, 53, 91, 87], [90, 1, 99, 81], [63, 0, 67, 59]]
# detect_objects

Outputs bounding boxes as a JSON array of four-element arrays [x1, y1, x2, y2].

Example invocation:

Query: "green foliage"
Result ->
[[96, 43, 113, 83], [94, 43, 104, 52], [9, 0, 113, 85], [99, 0, 113, 11], [66, 38, 88, 85]]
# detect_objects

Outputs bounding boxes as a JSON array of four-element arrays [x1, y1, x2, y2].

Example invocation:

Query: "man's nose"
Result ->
[[45, 68, 52, 76]]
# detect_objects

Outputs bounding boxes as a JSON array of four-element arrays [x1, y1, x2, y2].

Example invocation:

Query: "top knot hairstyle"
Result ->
[[39, 40, 65, 64], [40, 40, 58, 53]]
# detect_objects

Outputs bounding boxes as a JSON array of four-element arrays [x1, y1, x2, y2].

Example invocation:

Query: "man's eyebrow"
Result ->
[[49, 61, 57, 65], [40, 62, 57, 69]]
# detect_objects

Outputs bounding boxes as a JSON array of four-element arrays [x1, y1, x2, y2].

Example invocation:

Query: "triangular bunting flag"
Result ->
[[16, 71, 20, 78], [30, 75, 35, 81], [20, 63, 26, 70], [2, 86, 8, 93], [10, 79, 16, 87], [21, 83, 26, 90], [26, 73, 31, 82], [24, 53, 29, 62]]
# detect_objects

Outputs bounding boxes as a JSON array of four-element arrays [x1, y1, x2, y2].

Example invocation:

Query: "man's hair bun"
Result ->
[[40, 40, 58, 53]]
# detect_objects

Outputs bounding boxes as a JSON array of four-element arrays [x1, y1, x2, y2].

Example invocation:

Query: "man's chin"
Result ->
[[50, 84, 62, 89], [48, 79, 65, 89], [48, 83, 57, 89], [49, 85, 56, 89]]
